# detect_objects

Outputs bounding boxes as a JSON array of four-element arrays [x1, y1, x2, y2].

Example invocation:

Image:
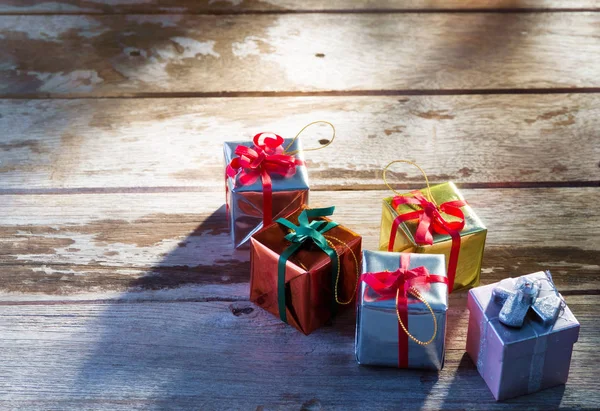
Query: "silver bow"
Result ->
[[492, 271, 563, 328]]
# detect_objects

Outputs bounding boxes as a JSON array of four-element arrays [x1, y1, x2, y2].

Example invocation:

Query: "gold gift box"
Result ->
[[379, 182, 486, 291]]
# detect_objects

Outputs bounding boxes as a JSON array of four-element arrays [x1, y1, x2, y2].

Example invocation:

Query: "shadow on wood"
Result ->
[[68, 204, 442, 410], [440, 353, 566, 407]]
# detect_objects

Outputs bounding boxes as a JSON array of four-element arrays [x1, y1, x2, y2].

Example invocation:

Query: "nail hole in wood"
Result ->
[[230, 305, 254, 316]]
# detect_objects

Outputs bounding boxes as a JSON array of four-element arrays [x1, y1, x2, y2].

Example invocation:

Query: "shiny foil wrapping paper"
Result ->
[[250, 208, 362, 335], [379, 182, 486, 291], [355, 251, 448, 370], [224, 138, 309, 248], [466, 272, 580, 401]]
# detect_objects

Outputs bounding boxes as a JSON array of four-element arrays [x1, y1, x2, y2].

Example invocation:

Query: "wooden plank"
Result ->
[[0, 0, 598, 14], [1, 188, 598, 301], [1, 13, 599, 97], [2, 95, 599, 190], [0, 295, 597, 410]]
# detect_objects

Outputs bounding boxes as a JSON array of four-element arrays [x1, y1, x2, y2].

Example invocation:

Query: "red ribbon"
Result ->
[[226, 133, 304, 227], [388, 191, 466, 292], [361, 254, 447, 368]]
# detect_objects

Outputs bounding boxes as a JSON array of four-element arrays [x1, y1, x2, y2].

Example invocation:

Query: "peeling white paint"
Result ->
[[32, 266, 84, 276], [7, 16, 108, 42], [12, 228, 247, 268], [542, 261, 600, 270], [168, 37, 220, 59], [256, 16, 396, 89], [27, 70, 104, 93], [0, 62, 17, 71], [1, 2, 88, 13], [115, 38, 218, 86], [232, 36, 267, 58], [0, 283, 250, 302]]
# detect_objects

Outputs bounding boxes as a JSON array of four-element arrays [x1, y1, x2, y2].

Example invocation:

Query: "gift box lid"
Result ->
[[224, 138, 309, 193], [468, 271, 580, 362], [383, 182, 486, 245], [360, 250, 448, 313]]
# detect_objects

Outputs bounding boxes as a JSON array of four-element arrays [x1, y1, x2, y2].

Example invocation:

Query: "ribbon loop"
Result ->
[[275, 207, 340, 324], [284, 121, 336, 156]]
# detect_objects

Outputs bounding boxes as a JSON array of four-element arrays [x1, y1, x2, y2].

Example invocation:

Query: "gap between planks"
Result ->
[[1, 181, 599, 196], [4, 89, 600, 100], [2, 9, 600, 17], [2, 0, 600, 15]]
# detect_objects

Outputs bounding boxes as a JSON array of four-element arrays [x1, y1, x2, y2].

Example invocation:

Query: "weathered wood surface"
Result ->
[[0, 295, 597, 410], [2, 95, 599, 191], [1, 0, 598, 14], [1, 188, 598, 301], [1, 13, 600, 97], [1, 4, 599, 410]]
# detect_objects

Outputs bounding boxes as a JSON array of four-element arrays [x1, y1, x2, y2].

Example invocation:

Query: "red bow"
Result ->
[[361, 254, 447, 368], [388, 191, 466, 292], [226, 133, 304, 227]]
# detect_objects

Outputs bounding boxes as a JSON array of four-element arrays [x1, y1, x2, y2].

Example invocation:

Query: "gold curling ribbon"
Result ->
[[382, 160, 437, 207], [324, 234, 359, 305], [284, 121, 336, 156]]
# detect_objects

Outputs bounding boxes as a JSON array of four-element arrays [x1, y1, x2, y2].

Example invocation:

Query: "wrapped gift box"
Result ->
[[466, 271, 580, 401], [224, 135, 308, 248], [379, 182, 486, 291], [356, 250, 448, 370], [250, 207, 361, 335]]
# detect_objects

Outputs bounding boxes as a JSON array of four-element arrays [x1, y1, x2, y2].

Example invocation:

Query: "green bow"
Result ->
[[275, 206, 339, 324]]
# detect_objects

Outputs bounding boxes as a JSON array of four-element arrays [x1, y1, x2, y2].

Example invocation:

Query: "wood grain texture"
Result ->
[[1, 3, 598, 410], [0, 295, 598, 410], [1, 188, 598, 300], [1, 13, 599, 97], [0, 0, 598, 14], [2, 95, 599, 191]]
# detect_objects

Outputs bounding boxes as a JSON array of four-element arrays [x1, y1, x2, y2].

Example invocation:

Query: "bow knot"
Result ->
[[391, 191, 466, 246], [492, 271, 563, 328], [423, 201, 437, 215], [226, 133, 303, 186], [246, 148, 267, 168], [278, 206, 338, 250]]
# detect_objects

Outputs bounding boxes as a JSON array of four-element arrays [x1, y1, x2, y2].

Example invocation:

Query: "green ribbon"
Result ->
[[275, 206, 339, 324]]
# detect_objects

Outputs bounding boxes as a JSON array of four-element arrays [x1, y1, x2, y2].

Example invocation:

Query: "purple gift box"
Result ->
[[466, 271, 579, 401]]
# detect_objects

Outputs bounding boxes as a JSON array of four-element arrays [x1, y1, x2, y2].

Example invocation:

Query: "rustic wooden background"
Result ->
[[1, 1, 599, 410]]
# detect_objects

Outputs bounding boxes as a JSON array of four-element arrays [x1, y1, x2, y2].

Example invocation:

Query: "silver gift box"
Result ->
[[355, 250, 448, 370], [466, 271, 580, 401], [224, 138, 309, 248]]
